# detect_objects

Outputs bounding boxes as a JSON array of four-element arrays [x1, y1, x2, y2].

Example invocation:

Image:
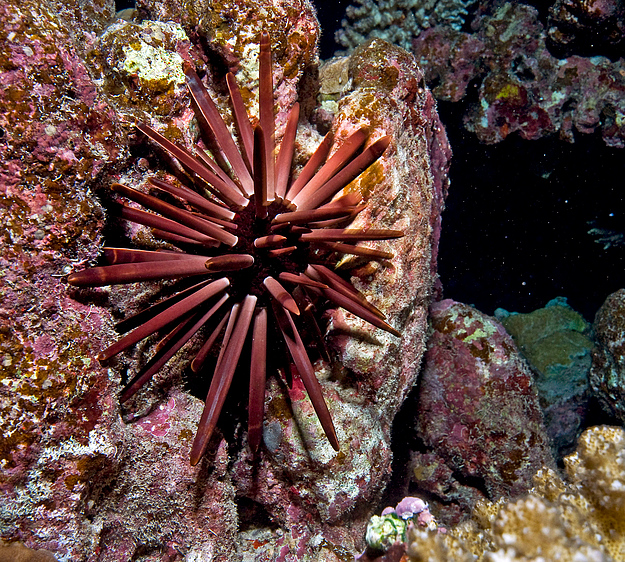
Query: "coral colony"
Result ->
[[67, 31, 403, 465]]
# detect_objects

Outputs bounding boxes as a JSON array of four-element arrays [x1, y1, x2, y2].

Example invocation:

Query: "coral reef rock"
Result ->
[[547, 0, 625, 58], [1, 0, 450, 560], [405, 425, 625, 562], [591, 288, 625, 423], [410, 300, 555, 524], [413, 2, 625, 146], [496, 297, 593, 455]]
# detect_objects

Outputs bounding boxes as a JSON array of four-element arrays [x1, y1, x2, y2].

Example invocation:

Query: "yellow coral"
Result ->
[[564, 426, 625, 560], [495, 83, 521, 101]]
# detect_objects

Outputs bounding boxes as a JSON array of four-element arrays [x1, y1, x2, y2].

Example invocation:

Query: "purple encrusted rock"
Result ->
[[413, 27, 485, 103], [1, 0, 122, 556], [409, 300, 555, 524]]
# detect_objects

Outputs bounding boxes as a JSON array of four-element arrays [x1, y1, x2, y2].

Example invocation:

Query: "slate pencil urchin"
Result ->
[[67, 30, 403, 466]]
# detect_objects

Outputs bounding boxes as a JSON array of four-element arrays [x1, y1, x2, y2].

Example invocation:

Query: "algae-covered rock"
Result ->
[[591, 288, 625, 423], [90, 20, 195, 115], [496, 297, 593, 453], [1, 0, 452, 559], [410, 300, 554, 524]]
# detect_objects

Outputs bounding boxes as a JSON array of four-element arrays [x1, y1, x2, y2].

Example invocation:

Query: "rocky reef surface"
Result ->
[[360, 291, 625, 561], [412, 2, 625, 146], [592, 288, 625, 424], [3, 0, 625, 558], [0, 0, 450, 559]]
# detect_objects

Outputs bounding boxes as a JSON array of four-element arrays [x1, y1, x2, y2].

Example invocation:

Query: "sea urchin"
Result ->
[[67, 30, 403, 465]]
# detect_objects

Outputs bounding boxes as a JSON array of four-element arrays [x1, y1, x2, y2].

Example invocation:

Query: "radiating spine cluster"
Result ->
[[68, 30, 402, 465]]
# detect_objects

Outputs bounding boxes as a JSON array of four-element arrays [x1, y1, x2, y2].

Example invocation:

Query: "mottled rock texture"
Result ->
[[409, 300, 555, 524], [0, 0, 450, 560], [547, 0, 625, 58], [591, 288, 625, 423]]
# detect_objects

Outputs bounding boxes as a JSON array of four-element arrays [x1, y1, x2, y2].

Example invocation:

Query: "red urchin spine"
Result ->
[[67, 30, 403, 465]]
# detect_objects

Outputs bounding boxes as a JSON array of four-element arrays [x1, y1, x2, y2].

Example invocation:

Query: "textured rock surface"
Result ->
[[591, 288, 625, 423], [1, 0, 450, 560], [496, 297, 593, 455], [547, 0, 625, 57], [0, 0, 123, 557], [409, 300, 555, 524]]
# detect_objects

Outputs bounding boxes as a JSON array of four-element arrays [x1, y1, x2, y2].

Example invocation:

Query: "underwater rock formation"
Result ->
[[547, 0, 625, 58], [591, 288, 625, 424], [0, 0, 450, 559], [496, 297, 593, 455], [412, 2, 625, 146], [410, 300, 555, 524]]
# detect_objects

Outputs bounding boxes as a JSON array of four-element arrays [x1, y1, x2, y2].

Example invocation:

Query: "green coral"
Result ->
[[496, 297, 593, 405]]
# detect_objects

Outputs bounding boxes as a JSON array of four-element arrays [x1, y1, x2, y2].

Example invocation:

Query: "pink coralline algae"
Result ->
[[409, 300, 555, 524], [0, 0, 450, 560], [413, 2, 625, 146]]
